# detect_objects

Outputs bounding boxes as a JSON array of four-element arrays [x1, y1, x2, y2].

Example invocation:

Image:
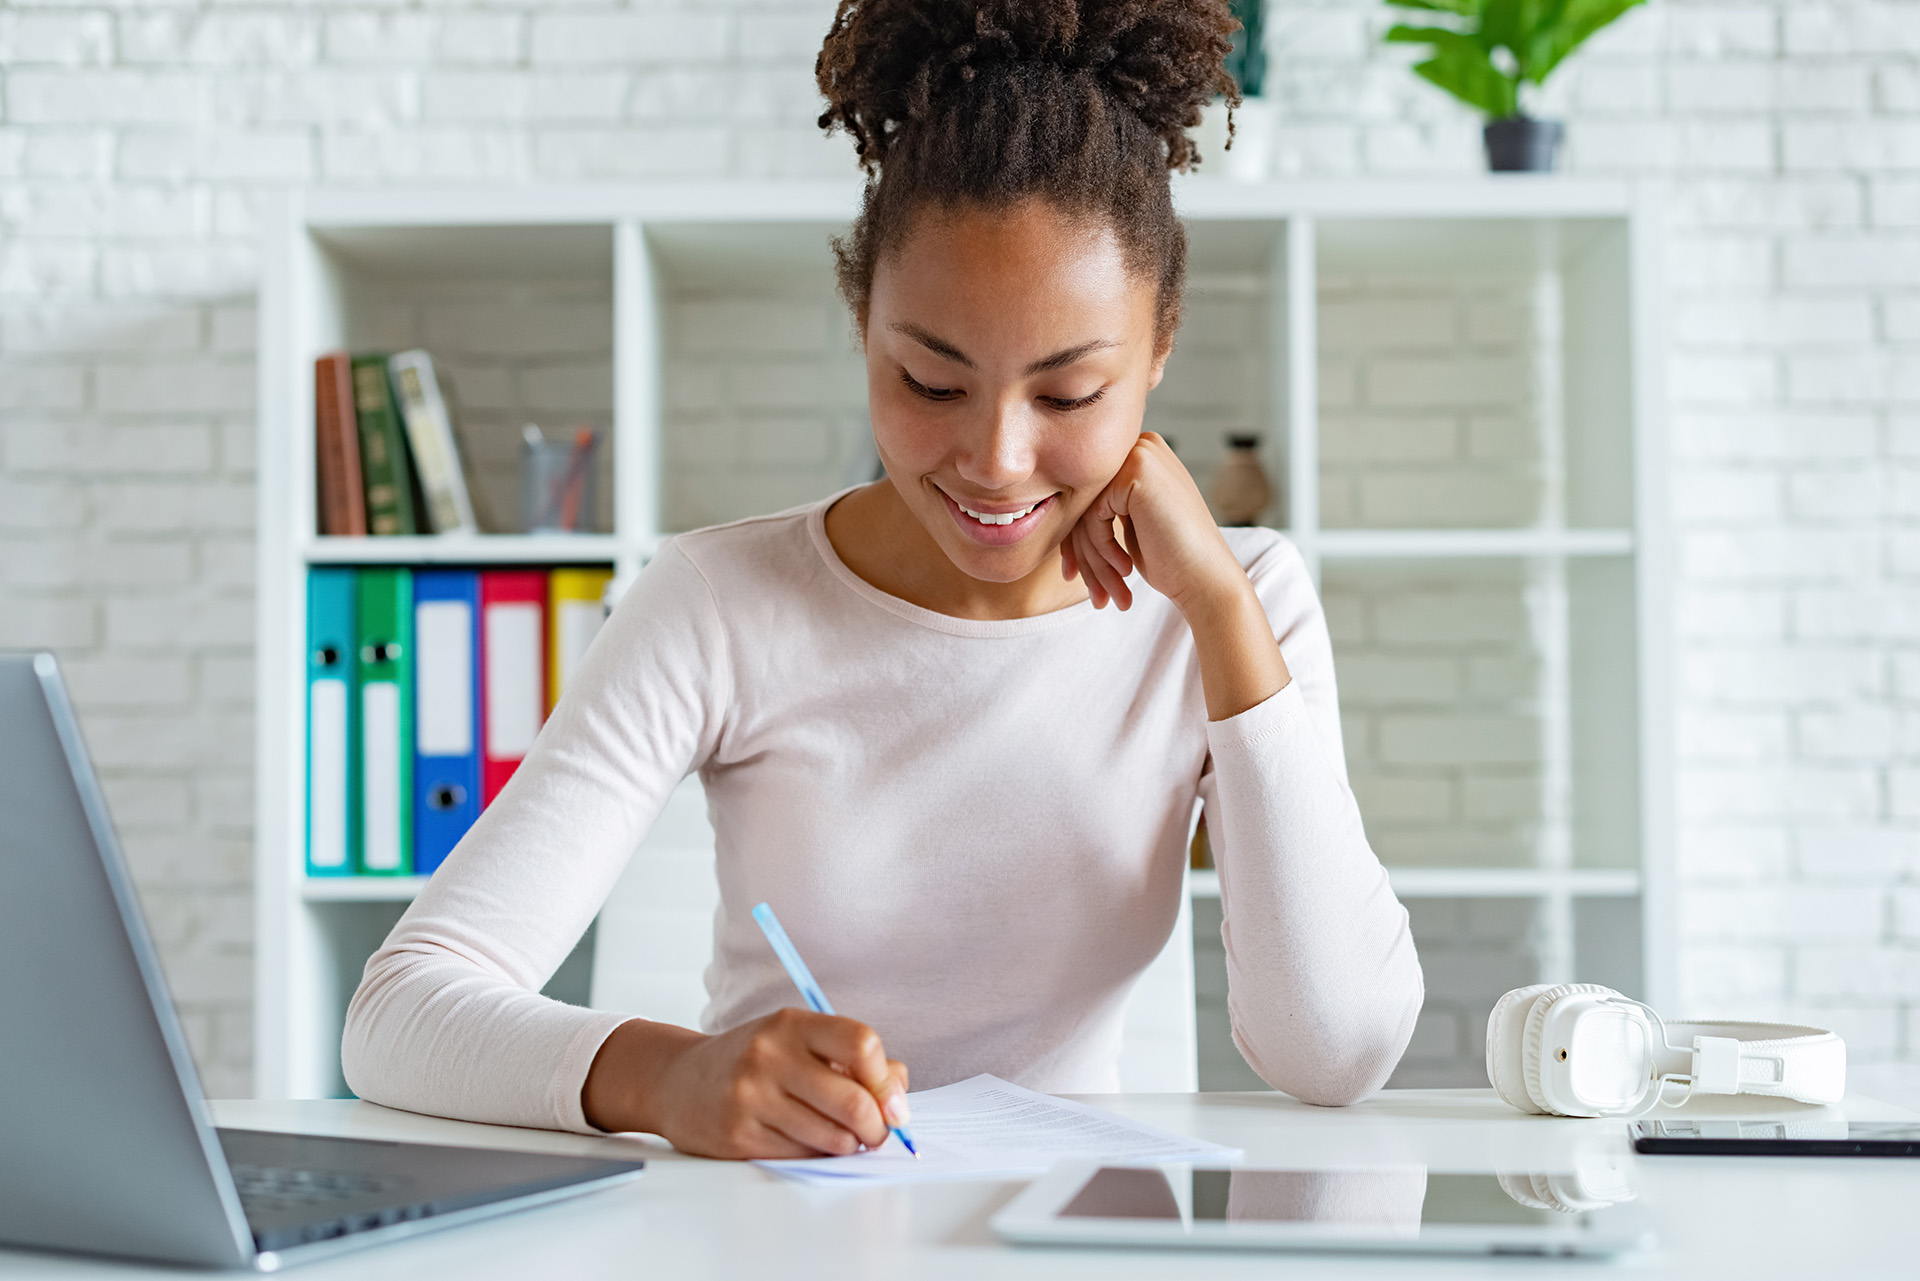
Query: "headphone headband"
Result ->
[[1662, 1020, 1845, 1102]]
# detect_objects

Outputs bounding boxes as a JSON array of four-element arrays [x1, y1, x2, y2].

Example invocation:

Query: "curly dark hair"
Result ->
[[816, 0, 1240, 351]]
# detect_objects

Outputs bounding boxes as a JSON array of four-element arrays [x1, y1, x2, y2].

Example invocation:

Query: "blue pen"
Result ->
[[751, 901, 919, 1158]]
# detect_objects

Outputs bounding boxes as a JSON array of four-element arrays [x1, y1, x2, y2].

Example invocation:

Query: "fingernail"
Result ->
[[884, 1093, 911, 1125]]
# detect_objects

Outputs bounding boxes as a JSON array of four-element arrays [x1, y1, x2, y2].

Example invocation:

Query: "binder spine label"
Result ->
[[416, 601, 475, 756], [306, 567, 357, 878], [485, 603, 543, 758], [555, 600, 604, 699], [361, 681, 403, 872], [307, 679, 348, 869]]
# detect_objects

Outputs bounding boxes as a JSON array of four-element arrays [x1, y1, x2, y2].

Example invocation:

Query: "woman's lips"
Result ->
[[938, 489, 1056, 547]]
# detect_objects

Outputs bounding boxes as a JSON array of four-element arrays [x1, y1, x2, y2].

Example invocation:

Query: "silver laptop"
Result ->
[[0, 653, 647, 1270]]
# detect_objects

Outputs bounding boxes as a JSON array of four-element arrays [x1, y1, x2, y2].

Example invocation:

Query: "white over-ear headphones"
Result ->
[[1485, 984, 1847, 1118]]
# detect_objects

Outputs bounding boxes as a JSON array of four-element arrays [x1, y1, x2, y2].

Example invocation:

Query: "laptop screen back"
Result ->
[[0, 654, 253, 1268]]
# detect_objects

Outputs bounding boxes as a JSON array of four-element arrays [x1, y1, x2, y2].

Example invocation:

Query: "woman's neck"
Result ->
[[823, 482, 1090, 622]]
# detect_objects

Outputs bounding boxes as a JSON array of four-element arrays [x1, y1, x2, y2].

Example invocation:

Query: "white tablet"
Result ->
[[992, 1164, 1657, 1258]]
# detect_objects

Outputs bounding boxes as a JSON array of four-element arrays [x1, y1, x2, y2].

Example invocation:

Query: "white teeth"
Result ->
[[959, 501, 1036, 526]]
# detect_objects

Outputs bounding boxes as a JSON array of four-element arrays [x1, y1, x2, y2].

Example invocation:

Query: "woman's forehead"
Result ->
[[869, 203, 1156, 353]]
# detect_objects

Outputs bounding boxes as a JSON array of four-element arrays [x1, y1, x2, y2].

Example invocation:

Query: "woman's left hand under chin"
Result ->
[[1060, 432, 1247, 617], [1063, 432, 1293, 720]]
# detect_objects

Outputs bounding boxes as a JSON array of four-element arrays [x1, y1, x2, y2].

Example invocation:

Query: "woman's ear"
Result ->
[[1147, 340, 1172, 391]]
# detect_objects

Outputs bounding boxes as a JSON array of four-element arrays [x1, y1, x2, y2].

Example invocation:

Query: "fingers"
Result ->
[[1070, 524, 1105, 608], [799, 1013, 892, 1092], [657, 1012, 919, 1160], [786, 1062, 891, 1150], [737, 1112, 841, 1160], [1070, 475, 1136, 611], [1072, 520, 1134, 611], [766, 1087, 879, 1156], [794, 1011, 901, 1144], [1080, 495, 1135, 579]]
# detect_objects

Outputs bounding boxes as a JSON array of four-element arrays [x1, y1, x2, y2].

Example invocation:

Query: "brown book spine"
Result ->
[[315, 351, 368, 537]]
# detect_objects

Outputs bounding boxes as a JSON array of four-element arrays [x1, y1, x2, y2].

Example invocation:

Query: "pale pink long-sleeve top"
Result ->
[[343, 496, 1423, 1133]]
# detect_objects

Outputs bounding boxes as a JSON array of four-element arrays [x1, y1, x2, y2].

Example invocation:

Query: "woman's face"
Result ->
[[863, 201, 1167, 587]]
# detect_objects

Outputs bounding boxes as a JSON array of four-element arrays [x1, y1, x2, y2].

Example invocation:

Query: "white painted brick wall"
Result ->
[[5, 0, 1918, 1101], [1320, 278, 1544, 529], [664, 282, 869, 530], [1327, 563, 1558, 874]]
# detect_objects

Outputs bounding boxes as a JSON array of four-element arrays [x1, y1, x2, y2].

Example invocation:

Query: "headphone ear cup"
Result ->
[[1486, 985, 1557, 1114], [1497, 1172, 1550, 1210], [1520, 984, 1622, 1114], [1530, 1173, 1578, 1213]]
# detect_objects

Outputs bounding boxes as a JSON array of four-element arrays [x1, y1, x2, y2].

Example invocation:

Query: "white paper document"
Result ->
[[754, 1074, 1240, 1186]]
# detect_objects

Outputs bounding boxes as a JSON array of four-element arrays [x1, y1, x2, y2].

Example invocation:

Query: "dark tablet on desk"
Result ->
[[1633, 1120, 1920, 1157]]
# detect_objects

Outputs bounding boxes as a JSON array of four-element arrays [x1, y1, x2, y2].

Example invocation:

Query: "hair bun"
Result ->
[[818, 0, 1240, 171]]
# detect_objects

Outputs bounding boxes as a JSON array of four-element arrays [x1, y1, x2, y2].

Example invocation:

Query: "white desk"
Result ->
[[4, 1089, 1917, 1277]]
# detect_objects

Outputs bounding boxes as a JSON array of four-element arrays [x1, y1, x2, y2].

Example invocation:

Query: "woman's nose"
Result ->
[[953, 399, 1037, 490]]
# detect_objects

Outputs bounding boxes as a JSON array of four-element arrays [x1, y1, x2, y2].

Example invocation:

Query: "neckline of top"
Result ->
[[805, 489, 1100, 639]]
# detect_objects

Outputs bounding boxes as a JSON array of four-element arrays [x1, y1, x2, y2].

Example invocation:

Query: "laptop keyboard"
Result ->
[[216, 1128, 646, 1254], [230, 1164, 401, 1215]]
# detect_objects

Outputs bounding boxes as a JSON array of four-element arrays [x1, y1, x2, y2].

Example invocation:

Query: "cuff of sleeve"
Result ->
[[1204, 678, 1309, 756], [550, 1008, 643, 1135]]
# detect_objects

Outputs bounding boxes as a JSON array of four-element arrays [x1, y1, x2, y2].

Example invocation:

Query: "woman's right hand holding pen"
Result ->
[[581, 1011, 911, 1159]]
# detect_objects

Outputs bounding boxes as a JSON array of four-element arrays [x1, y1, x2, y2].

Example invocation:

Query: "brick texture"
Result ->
[[3, 0, 1918, 1099]]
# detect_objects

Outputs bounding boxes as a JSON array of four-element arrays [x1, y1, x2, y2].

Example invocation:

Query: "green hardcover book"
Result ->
[[354, 568, 414, 876], [351, 355, 418, 536]]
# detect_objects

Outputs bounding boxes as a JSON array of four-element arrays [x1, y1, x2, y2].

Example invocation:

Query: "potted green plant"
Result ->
[[1383, 0, 1645, 172]]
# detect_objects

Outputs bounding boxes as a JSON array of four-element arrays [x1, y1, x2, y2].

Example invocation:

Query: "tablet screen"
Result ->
[[1060, 1168, 1577, 1228], [1640, 1121, 1920, 1142], [1632, 1119, 1920, 1156]]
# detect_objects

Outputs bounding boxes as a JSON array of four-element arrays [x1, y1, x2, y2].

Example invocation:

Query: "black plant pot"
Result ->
[[1484, 117, 1564, 172]]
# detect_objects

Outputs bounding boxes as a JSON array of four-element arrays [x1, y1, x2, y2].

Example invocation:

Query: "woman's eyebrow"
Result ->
[[1023, 338, 1121, 375], [889, 322, 1121, 375], [891, 322, 974, 369]]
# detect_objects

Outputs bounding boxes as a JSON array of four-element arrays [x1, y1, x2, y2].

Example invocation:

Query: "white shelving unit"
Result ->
[[256, 180, 1671, 1099], [1188, 866, 1642, 900]]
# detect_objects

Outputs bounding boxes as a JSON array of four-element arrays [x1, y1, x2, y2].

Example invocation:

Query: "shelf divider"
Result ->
[[616, 219, 661, 560], [1187, 867, 1640, 900], [1314, 528, 1634, 559], [1285, 214, 1318, 581], [303, 535, 622, 565], [303, 876, 432, 902]]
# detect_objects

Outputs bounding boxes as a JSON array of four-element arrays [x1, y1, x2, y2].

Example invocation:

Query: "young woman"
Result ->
[[344, 0, 1422, 1160]]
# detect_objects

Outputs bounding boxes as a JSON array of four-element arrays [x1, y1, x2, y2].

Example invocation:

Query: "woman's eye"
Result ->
[[1041, 388, 1107, 412], [900, 369, 962, 401]]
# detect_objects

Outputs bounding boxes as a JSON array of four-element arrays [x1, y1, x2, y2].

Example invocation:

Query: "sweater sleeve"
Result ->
[[1201, 535, 1424, 1106], [341, 542, 730, 1133]]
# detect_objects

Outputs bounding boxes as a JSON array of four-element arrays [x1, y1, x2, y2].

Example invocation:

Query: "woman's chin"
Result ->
[[936, 538, 1052, 585]]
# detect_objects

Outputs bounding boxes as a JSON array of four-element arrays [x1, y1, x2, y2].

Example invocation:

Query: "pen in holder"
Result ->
[[521, 425, 600, 534]]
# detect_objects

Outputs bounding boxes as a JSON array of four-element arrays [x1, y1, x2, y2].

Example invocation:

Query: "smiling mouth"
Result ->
[[954, 500, 1041, 526], [933, 486, 1058, 545]]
